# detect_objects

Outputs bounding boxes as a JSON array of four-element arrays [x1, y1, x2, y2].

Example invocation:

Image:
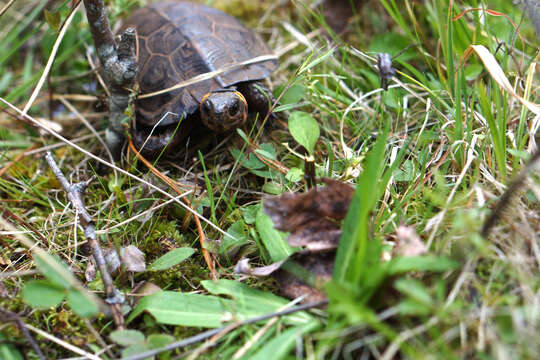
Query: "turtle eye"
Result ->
[[202, 99, 213, 114], [229, 101, 240, 117]]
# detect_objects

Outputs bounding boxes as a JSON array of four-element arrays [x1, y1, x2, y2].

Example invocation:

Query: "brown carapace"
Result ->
[[122, 2, 277, 156]]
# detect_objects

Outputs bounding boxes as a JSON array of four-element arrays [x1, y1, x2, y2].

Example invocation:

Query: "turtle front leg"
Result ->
[[237, 82, 277, 122]]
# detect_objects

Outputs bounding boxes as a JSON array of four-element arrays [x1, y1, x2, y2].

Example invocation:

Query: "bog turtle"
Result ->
[[122, 1, 278, 156]]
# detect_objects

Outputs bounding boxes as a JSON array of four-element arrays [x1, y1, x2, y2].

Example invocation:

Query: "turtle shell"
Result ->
[[122, 2, 277, 127]]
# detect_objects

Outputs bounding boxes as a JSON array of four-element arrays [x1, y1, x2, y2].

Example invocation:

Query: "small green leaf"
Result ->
[[44, 10, 61, 32], [256, 206, 293, 262], [393, 159, 416, 182], [221, 220, 248, 254], [285, 167, 303, 182], [288, 111, 320, 155], [262, 182, 283, 195], [66, 289, 100, 318], [255, 148, 275, 160], [146, 334, 174, 349], [122, 344, 150, 358], [276, 84, 306, 105], [110, 330, 146, 347], [241, 205, 259, 225], [148, 247, 195, 271], [22, 280, 65, 308]]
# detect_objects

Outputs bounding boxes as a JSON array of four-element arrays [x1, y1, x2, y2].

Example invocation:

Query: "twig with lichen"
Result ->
[[83, 0, 137, 158], [44, 151, 125, 329]]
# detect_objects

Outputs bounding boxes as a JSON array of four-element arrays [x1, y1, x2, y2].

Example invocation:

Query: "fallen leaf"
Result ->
[[263, 178, 353, 251], [319, 0, 364, 35], [104, 248, 121, 273], [121, 245, 146, 272], [85, 260, 96, 282], [234, 258, 285, 276], [393, 225, 427, 257], [273, 253, 334, 304]]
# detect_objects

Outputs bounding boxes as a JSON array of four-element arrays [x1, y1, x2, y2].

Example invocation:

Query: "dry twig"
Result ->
[[44, 151, 125, 329]]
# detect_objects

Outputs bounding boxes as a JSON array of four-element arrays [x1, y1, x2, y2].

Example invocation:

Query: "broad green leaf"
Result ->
[[386, 256, 459, 276], [255, 206, 293, 262], [128, 292, 235, 327], [288, 111, 320, 155], [249, 321, 320, 360], [201, 279, 312, 324], [22, 280, 65, 308], [0, 333, 23, 360], [110, 330, 146, 347], [148, 247, 195, 271], [66, 289, 100, 318], [128, 289, 303, 327]]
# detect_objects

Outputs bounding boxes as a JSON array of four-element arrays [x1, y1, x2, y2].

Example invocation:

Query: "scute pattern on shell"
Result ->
[[122, 1, 277, 127]]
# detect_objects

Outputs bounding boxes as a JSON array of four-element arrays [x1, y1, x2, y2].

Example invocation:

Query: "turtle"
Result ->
[[121, 1, 278, 156]]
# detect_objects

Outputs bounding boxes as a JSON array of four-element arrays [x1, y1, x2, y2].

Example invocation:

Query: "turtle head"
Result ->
[[200, 90, 248, 132]]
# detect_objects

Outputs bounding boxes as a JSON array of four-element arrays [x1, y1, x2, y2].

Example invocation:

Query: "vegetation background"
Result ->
[[0, 0, 539, 359]]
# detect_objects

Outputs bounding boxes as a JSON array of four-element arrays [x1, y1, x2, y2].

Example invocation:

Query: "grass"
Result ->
[[1, 0, 539, 359]]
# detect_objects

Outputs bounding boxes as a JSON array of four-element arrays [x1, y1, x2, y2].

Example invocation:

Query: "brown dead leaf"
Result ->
[[262, 179, 354, 303], [273, 253, 334, 304], [263, 178, 353, 251], [319, 0, 364, 35]]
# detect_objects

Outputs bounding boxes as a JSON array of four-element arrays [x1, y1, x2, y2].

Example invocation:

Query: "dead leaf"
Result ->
[[263, 178, 353, 251], [469, 45, 540, 115], [121, 245, 146, 272], [234, 258, 285, 276], [104, 248, 121, 273], [393, 225, 427, 257], [319, 0, 364, 35], [273, 253, 334, 304], [85, 260, 96, 282]]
